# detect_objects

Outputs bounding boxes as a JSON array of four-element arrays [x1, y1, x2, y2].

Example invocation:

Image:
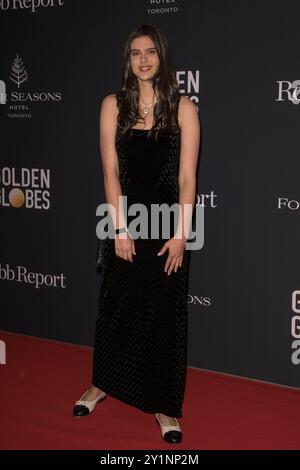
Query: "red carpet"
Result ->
[[0, 330, 300, 450]]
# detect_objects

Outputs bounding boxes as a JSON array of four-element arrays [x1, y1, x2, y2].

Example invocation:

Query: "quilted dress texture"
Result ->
[[92, 124, 191, 418]]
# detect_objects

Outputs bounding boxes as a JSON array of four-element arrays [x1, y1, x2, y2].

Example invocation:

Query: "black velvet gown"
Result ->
[[92, 120, 191, 418]]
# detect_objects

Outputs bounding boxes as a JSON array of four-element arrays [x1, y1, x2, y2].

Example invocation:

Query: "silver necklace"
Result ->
[[139, 97, 159, 115]]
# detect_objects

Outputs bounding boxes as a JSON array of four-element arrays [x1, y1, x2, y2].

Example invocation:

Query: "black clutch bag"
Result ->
[[95, 223, 115, 272], [95, 237, 105, 272]]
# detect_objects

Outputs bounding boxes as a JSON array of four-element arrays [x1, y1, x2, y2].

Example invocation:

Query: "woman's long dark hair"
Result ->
[[116, 24, 181, 140]]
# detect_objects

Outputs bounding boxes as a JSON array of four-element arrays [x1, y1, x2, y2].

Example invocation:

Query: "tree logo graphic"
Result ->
[[9, 54, 28, 88]]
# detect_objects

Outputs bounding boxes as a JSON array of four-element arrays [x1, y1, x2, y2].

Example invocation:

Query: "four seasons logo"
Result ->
[[1, 52, 63, 119], [10, 54, 28, 88]]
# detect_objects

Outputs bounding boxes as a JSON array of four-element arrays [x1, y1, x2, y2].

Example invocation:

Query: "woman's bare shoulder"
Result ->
[[101, 93, 119, 113], [178, 95, 199, 128], [98, 94, 120, 137], [178, 95, 198, 112]]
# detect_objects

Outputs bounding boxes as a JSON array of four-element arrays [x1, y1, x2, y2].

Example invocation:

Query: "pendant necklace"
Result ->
[[139, 97, 159, 115]]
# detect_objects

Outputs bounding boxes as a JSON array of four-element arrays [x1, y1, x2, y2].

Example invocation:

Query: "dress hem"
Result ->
[[91, 379, 183, 419]]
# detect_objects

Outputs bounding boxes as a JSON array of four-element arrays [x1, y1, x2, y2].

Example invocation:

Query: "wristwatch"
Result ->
[[115, 226, 129, 235]]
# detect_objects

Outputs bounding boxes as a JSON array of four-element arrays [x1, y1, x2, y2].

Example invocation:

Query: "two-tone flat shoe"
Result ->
[[73, 390, 107, 417], [155, 413, 182, 443]]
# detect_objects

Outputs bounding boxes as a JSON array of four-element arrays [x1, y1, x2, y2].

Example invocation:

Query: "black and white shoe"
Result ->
[[73, 390, 107, 417], [155, 413, 182, 444]]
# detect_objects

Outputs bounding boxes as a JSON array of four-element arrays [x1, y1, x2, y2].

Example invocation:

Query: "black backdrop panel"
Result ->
[[1, 0, 300, 388]]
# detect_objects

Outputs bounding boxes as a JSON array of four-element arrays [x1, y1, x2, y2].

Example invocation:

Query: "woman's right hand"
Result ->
[[115, 233, 136, 262]]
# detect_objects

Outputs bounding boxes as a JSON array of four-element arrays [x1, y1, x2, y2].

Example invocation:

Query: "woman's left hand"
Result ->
[[157, 237, 186, 275]]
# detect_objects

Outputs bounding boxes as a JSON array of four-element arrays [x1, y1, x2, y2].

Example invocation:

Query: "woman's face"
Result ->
[[129, 35, 160, 82]]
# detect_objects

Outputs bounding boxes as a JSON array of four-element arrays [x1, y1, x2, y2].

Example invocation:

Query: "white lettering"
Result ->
[[292, 291, 300, 314], [0, 0, 64, 13]]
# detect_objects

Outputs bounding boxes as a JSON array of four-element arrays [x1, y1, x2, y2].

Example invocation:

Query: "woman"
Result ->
[[73, 24, 200, 444]]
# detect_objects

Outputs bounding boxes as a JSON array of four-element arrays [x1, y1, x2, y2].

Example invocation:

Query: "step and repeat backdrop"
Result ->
[[1, 0, 300, 389]]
